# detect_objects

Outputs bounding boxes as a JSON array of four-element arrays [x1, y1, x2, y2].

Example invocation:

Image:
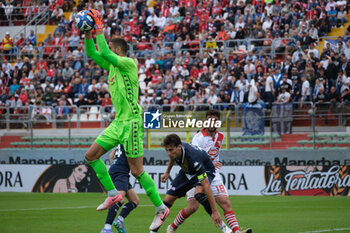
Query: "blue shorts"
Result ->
[[110, 172, 132, 192], [166, 170, 215, 198]]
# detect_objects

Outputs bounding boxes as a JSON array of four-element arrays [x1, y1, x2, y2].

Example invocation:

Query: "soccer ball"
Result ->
[[75, 10, 94, 32]]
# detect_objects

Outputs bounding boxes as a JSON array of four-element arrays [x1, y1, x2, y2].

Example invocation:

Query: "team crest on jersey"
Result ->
[[108, 75, 117, 84], [208, 148, 219, 160]]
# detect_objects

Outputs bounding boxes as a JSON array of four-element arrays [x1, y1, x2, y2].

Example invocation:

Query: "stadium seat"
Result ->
[[238, 45, 247, 51], [139, 81, 147, 92], [148, 88, 154, 94], [139, 74, 146, 82]]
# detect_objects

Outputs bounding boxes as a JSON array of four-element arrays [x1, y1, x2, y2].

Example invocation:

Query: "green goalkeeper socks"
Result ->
[[88, 159, 116, 192], [137, 171, 163, 207]]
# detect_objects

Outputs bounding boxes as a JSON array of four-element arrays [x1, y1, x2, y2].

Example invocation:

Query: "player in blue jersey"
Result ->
[[101, 144, 139, 233], [150, 134, 232, 233]]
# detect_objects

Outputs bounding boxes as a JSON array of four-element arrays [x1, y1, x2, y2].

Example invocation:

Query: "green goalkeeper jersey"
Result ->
[[85, 34, 142, 121]]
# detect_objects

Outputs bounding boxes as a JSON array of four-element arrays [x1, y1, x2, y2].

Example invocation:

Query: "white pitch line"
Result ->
[[298, 228, 350, 233], [0, 204, 154, 212], [1, 205, 346, 212]]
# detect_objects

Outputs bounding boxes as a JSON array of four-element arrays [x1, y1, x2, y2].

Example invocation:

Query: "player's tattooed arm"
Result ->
[[161, 158, 174, 183]]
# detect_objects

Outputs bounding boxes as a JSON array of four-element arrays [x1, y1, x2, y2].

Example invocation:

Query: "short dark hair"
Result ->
[[206, 109, 220, 118], [111, 38, 128, 54], [162, 134, 182, 147]]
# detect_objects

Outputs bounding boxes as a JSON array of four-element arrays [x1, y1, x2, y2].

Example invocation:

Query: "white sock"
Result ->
[[118, 216, 124, 222], [155, 203, 166, 212], [104, 224, 112, 230], [107, 188, 118, 197]]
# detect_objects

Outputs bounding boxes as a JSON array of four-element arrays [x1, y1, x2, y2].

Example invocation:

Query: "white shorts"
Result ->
[[186, 172, 228, 200]]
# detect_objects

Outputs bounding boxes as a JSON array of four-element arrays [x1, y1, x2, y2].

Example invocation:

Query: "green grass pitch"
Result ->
[[0, 193, 349, 233]]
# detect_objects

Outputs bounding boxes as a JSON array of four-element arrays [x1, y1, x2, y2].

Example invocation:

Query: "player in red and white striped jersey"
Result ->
[[167, 110, 252, 233]]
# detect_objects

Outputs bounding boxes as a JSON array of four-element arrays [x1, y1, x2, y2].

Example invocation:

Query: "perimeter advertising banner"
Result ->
[[1, 150, 350, 166], [1, 165, 349, 196]]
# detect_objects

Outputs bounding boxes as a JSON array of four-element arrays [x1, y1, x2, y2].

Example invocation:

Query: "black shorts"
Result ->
[[166, 170, 215, 198], [110, 172, 132, 192]]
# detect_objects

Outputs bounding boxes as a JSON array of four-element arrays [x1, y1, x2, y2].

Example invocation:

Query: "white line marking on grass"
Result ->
[[232, 205, 349, 209], [298, 228, 350, 233], [0, 205, 154, 212]]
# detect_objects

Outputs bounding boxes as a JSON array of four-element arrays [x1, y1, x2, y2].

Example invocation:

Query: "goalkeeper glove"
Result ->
[[88, 9, 103, 33]]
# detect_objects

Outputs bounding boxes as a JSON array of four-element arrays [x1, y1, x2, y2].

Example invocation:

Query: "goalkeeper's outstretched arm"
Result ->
[[95, 32, 120, 67], [88, 9, 133, 70], [84, 31, 111, 71]]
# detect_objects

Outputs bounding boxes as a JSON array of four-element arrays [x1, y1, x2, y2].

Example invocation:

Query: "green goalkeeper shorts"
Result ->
[[95, 116, 144, 158]]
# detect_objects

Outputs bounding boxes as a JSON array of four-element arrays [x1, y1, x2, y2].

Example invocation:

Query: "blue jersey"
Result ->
[[174, 142, 215, 181], [109, 144, 130, 174]]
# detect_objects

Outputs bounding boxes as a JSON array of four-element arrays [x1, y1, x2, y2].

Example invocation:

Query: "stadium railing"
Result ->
[[318, 35, 350, 52], [2, 102, 350, 150], [0, 5, 48, 26], [3, 35, 345, 64], [128, 38, 276, 61], [0, 6, 50, 62], [11, 5, 50, 41]]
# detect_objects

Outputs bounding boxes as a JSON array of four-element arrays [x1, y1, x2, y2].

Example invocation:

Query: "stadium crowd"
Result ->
[[1, 0, 350, 118]]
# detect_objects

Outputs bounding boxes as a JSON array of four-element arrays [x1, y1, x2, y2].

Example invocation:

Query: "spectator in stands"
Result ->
[[51, 5, 64, 24], [56, 100, 69, 128], [9, 79, 19, 95], [78, 78, 89, 97], [18, 88, 29, 104], [15, 33, 26, 53], [340, 87, 350, 111], [62, 62, 74, 81], [198, 66, 210, 87], [37, 68, 47, 83], [337, 5, 347, 28], [27, 30, 37, 46], [13, 57, 23, 70], [328, 6, 338, 28], [69, 7, 78, 23], [9, 94, 23, 113], [1, 32, 13, 60], [291, 76, 301, 102], [275, 87, 291, 104], [301, 74, 311, 107], [101, 93, 112, 113], [1, 0, 350, 118], [318, 13, 331, 36], [244, 58, 256, 82], [2, 59, 12, 75], [53, 79, 64, 95], [67, 31, 80, 50], [265, 71, 274, 109], [37, 58, 48, 71], [42, 87, 53, 105], [86, 86, 98, 105], [62, 80, 72, 96], [20, 40, 34, 59], [74, 94, 88, 107], [145, 53, 155, 69], [64, 0, 75, 12], [248, 80, 260, 105]]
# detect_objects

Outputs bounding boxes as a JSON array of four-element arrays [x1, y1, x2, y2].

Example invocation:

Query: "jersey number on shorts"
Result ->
[[216, 185, 225, 193]]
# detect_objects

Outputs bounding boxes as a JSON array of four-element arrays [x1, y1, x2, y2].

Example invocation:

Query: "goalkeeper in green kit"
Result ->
[[83, 9, 169, 231]]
